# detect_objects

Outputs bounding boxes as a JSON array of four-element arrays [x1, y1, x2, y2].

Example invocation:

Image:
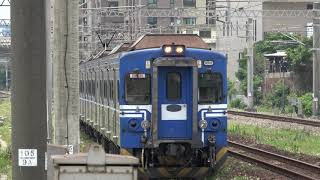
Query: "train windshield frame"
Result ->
[[198, 72, 223, 104], [125, 73, 151, 104]]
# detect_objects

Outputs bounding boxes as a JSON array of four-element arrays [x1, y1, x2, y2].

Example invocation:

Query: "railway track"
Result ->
[[228, 141, 320, 180], [228, 110, 320, 127]]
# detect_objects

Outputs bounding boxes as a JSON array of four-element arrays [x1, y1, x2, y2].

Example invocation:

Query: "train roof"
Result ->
[[129, 34, 210, 50]]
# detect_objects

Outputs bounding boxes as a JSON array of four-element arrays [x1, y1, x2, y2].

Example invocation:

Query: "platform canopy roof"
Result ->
[[264, 51, 287, 58]]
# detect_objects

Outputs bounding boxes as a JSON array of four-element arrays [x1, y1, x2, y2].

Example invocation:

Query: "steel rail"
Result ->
[[228, 141, 320, 180], [228, 110, 320, 127]]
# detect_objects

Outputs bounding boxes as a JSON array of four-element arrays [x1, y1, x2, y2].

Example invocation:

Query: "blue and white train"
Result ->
[[80, 34, 228, 179]]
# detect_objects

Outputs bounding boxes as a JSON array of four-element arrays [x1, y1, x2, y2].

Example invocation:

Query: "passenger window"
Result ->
[[125, 74, 151, 104], [110, 80, 113, 100], [198, 73, 223, 104], [117, 80, 120, 100], [167, 72, 181, 100], [104, 80, 108, 99]]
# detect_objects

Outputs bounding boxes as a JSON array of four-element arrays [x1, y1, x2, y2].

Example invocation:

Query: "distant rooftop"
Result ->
[[129, 34, 210, 50]]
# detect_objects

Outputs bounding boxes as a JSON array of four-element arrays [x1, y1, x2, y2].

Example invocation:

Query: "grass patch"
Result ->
[[80, 132, 95, 152], [0, 98, 11, 179], [0, 98, 11, 144], [0, 148, 11, 176], [229, 121, 320, 156]]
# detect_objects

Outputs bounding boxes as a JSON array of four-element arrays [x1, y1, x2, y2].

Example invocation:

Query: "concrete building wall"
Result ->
[[215, 0, 263, 82], [263, 1, 313, 36]]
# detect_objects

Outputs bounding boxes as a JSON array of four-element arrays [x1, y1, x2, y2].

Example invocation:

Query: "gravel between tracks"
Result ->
[[228, 114, 320, 136]]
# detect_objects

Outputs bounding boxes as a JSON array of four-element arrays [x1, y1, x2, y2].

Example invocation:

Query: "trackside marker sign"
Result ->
[[18, 149, 37, 166]]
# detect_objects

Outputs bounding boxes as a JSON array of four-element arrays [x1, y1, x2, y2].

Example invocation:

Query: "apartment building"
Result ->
[[124, 0, 217, 49]]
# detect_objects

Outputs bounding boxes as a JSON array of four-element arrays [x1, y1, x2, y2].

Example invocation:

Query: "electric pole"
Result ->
[[53, 0, 80, 153], [11, 0, 47, 179], [313, 2, 320, 117], [47, 0, 54, 143], [246, 18, 254, 111]]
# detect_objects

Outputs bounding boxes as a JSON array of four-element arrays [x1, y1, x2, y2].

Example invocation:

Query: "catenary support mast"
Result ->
[[53, 0, 80, 153], [313, 3, 320, 117], [247, 18, 254, 110], [11, 0, 47, 179]]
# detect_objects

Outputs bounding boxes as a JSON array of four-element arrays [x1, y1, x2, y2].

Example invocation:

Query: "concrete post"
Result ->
[[11, 0, 47, 179], [313, 3, 320, 117], [53, 0, 80, 153], [47, 0, 54, 143], [247, 18, 254, 110]]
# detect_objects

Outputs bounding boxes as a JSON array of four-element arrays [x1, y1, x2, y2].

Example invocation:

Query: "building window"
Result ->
[[183, 0, 196, 8], [107, 1, 118, 7], [147, 17, 157, 27], [170, 0, 175, 8], [199, 30, 211, 38], [183, 17, 196, 25], [83, 17, 87, 26], [170, 17, 175, 24], [148, 0, 157, 8], [167, 72, 181, 100], [307, 4, 313, 10]]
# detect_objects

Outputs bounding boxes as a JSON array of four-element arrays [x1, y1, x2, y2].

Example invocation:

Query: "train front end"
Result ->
[[119, 42, 228, 178]]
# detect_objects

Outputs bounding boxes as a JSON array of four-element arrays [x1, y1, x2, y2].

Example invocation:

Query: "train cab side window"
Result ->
[[125, 74, 151, 104], [167, 72, 181, 100], [198, 73, 223, 104]]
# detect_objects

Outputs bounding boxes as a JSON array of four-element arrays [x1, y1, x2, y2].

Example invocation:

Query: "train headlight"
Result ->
[[164, 46, 173, 54], [175, 46, 184, 54], [141, 120, 150, 130], [199, 119, 208, 129], [162, 45, 185, 56]]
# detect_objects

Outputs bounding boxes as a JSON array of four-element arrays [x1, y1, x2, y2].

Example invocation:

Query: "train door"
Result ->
[[158, 67, 192, 139]]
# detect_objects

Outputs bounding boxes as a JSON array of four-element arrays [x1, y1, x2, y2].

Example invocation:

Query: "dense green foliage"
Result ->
[[299, 93, 313, 117], [0, 64, 8, 90], [262, 80, 290, 110], [227, 79, 237, 100], [229, 98, 247, 109]]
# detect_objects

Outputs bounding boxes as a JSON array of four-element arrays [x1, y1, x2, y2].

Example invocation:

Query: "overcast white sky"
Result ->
[[0, 7, 10, 19]]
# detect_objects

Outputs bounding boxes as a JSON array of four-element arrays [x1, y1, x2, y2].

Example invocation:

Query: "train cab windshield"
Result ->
[[198, 72, 223, 104], [125, 73, 151, 104]]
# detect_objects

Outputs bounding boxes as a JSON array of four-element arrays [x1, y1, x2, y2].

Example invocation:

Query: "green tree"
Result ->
[[299, 93, 313, 117], [263, 80, 290, 109], [227, 79, 237, 100], [0, 64, 7, 89]]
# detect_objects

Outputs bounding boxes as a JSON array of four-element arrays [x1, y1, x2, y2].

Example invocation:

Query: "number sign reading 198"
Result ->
[[18, 149, 37, 167]]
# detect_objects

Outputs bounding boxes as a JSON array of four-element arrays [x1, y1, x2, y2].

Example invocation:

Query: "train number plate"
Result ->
[[18, 149, 37, 166]]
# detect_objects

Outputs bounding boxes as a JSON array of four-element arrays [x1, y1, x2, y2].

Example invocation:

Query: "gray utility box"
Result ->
[[50, 145, 139, 180]]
